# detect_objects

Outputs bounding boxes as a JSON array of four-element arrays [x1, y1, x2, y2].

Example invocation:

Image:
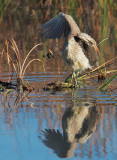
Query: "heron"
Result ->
[[39, 12, 100, 83]]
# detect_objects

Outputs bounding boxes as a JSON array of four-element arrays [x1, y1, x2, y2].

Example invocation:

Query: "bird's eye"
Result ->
[[74, 36, 81, 42]]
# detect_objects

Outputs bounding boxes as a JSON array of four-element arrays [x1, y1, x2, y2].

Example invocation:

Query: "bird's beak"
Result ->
[[94, 45, 100, 56]]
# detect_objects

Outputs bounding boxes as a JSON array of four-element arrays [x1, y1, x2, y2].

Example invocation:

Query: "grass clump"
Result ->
[[1, 39, 47, 90]]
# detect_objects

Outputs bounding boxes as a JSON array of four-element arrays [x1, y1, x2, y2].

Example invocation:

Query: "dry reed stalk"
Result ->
[[2, 40, 48, 85], [10, 39, 21, 74], [22, 59, 46, 78], [20, 43, 45, 76], [77, 56, 117, 81], [5, 40, 18, 76], [82, 70, 117, 80]]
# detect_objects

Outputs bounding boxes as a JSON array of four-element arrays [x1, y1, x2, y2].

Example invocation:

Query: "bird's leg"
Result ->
[[72, 72, 76, 80], [71, 71, 79, 87], [71, 71, 77, 83], [75, 71, 79, 87]]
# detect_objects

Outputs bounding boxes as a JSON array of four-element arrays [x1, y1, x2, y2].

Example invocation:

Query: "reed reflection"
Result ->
[[40, 101, 99, 158]]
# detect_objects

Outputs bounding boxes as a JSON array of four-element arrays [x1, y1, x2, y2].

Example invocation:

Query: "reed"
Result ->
[[1, 39, 46, 87]]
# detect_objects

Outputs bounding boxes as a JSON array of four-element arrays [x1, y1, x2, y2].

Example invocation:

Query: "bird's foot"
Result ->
[[74, 80, 85, 88], [72, 71, 85, 88], [71, 72, 81, 88], [74, 81, 80, 88]]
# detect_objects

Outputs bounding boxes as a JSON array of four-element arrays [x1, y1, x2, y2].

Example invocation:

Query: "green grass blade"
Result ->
[[98, 72, 117, 91]]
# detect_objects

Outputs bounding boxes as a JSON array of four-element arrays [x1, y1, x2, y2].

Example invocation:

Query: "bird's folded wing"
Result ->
[[87, 44, 99, 67], [39, 13, 71, 39], [77, 33, 100, 67]]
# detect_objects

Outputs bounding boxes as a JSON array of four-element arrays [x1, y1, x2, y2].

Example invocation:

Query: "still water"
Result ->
[[0, 70, 117, 160], [0, 1, 117, 160]]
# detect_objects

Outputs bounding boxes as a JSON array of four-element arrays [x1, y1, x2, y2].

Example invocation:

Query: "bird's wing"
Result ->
[[75, 33, 100, 67], [39, 12, 80, 39]]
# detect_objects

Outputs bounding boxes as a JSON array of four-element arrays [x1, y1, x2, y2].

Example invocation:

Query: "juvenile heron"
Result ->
[[39, 12, 100, 80]]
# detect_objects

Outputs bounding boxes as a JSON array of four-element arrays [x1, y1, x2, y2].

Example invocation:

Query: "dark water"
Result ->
[[0, 1, 117, 160]]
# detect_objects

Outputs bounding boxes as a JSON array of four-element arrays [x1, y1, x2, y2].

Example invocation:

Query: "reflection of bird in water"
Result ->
[[62, 102, 99, 143], [40, 102, 99, 158], [39, 12, 100, 80]]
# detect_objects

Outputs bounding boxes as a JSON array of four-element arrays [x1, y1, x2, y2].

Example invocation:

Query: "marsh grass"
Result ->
[[9, 39, 47, 85], [1, 39, 46, 87]]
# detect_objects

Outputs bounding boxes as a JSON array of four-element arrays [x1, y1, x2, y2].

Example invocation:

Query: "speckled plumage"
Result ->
[[39, 12, 100, 74], [62, 37, 92, 72]]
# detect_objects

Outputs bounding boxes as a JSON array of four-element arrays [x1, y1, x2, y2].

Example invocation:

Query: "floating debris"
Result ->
[[0, 81, 18, 89], [43, 81, 75, 91]]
